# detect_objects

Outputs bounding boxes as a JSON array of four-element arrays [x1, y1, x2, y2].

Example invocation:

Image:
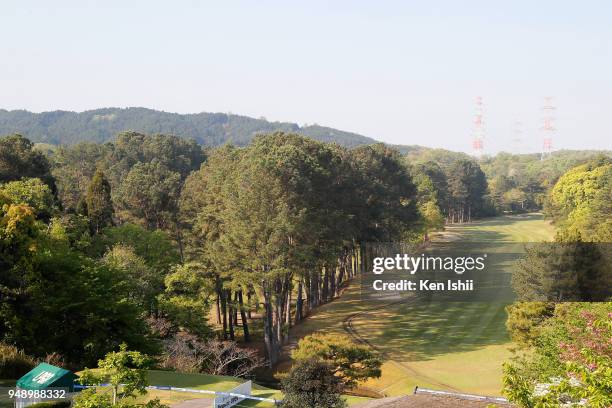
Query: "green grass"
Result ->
[[354, 301, 513, 396], [436, 213, 555, 242], [148, 370, 281, 405], [81, 370, 368, 407], [76, 370, 280, 407], [283, 213, 555, 398]]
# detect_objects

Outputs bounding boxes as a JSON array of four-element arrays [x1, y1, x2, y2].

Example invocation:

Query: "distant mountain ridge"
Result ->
[[0, 107, 386, 149]]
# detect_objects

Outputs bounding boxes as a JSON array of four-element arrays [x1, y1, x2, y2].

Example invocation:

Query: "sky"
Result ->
[[1, 0, 611, 153]]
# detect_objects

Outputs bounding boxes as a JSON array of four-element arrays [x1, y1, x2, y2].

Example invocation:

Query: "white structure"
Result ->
[[214, 380, 252, 408], [471, 96, 485, 158], [541, 97, 556, 160]]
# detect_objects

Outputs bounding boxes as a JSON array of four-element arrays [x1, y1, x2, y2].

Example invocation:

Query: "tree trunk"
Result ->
[[274, 278, 283, 346], [304, 273, 311, 315], [322, 266, 329, 302], [285, 287, 292, 328], [215, 292, 222, 325], [233, 292, 239, 332], [309, 271, 316, 308], [221, 290, 228, 340], [227, 290, 235, 341], [238, 291, 250, 342], [262, 287, 278, 366], [247, 290, 253, 319], [295, 279, 303, 322], [330, 263, 337, 298]]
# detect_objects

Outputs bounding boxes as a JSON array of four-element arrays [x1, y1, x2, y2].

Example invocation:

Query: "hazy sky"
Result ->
[[2, 1, 611, 153]]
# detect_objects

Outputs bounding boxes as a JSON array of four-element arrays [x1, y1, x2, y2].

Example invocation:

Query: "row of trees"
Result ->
[[179, 134, 419, 364], [481, 150, 607, 214], [408, 157, 490, 227], [406, 148, 608, 225], [1, 132, 422, 370]]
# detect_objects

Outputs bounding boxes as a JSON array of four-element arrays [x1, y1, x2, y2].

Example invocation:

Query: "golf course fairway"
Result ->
[[286, 213, 555, 397]]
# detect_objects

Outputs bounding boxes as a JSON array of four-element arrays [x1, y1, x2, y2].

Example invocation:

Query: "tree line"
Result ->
[[0, 132, 424, 369], [405, 148, 610, 227], [179, 133, 420, 364]]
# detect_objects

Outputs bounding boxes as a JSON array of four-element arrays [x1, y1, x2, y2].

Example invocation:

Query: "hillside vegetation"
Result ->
[[0, 108, 379, 148]]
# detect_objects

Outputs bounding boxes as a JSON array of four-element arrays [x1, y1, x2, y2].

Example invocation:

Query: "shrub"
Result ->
[[502, 303, 612, 407], [43, 352, 67, 369], [72, 388, 112, 408], [292, 333, 382, 390], [161, 333, 264, 377], [0, 343, 36, 378], [281, 358, 346, 408]]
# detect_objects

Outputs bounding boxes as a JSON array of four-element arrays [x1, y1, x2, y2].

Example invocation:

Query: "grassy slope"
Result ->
[[122, 370, 280, 407], [283, 213, 555, 397], [78, 370, 368, 407]]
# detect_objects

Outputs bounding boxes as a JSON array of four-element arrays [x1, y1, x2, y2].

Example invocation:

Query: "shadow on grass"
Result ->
[[359, 300, 510, 362], [146, 370, 245, 390]]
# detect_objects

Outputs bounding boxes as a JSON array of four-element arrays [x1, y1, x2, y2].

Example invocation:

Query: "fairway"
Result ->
[[435, 213, 555, 242], [284, 213, 555, 397]]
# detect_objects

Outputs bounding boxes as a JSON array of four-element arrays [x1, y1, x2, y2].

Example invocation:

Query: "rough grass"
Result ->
[[0, 343, 36, 379], [282, 213, 555, 398]]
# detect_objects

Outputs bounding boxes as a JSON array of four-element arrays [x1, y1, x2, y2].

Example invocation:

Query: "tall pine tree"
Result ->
[[85, 169, 113, 234]]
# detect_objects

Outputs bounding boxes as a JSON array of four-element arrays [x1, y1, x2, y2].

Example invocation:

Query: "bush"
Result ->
[[43, 352, 67, 369], [292, 333, 381, 390], [281, 358, 346, 408], [0, 343, 36, 378], [161, 333, 263, 377], [502, 303, 612, 406], [72, 388, 112, 408]]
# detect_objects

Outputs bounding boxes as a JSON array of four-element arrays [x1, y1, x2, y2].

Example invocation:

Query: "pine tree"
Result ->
[[85, 169, 113, 234]]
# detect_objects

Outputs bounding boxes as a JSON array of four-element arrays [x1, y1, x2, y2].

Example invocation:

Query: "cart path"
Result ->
[[171, 398, 213, 407]]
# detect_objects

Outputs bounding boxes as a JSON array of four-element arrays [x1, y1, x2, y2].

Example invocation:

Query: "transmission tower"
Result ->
[[541, 97, 555, 160], [471, 96, 485, 158]]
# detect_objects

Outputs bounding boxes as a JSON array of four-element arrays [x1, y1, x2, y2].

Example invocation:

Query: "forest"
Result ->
[[0, 131, 610, 407], [0, 108, 377, 148]]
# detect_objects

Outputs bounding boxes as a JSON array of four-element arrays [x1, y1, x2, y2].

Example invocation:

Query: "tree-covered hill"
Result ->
[[0, 107, 384, 148]]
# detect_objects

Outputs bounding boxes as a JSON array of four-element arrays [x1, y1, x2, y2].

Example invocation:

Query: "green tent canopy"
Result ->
[[16, 363, 77, 392]]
